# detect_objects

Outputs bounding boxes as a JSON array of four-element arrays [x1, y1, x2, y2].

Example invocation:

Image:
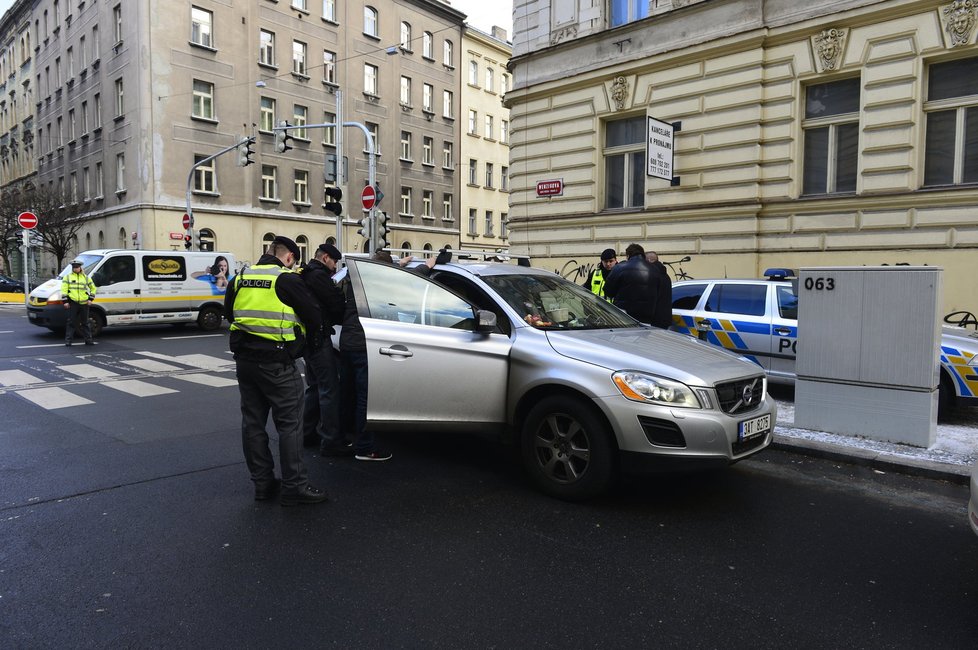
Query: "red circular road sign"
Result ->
[[17, 211, 38, 229], [361, 185, 377, 211], [182, 213, 193, 229]]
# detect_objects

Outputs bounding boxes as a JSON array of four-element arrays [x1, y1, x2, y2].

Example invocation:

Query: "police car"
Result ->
[[670, 269, 978, 418]]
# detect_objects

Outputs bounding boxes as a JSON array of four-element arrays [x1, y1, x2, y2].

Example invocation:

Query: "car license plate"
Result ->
[[738, 414, 771, 440]]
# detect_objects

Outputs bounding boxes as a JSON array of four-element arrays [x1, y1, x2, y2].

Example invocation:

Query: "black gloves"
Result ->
[[435, 248, 452, 265]]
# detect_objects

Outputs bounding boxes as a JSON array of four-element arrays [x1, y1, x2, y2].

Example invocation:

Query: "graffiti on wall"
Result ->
[[556, 255, 697, 283]]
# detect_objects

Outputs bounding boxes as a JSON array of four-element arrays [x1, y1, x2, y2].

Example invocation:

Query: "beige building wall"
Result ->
[[459, 25, 512, 254], [508, 0, 978, 316]]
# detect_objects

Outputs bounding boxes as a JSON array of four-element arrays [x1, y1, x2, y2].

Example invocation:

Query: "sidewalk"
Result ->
[[771, 398, 977, 484]]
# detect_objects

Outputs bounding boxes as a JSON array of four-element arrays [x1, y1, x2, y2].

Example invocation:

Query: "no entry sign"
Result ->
[[182, 213, 193, 229], [17, 211, 38, 229], [361, 185, 377, 211]]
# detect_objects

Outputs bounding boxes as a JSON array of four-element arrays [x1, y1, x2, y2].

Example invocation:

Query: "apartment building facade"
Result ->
[[1, 0, 467, 274], [459, 24, 511, 255], [507, 0, 978, 314]]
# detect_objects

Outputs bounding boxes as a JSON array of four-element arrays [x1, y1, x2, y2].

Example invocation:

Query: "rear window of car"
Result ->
[[777, 286, 798, 320], [705, 284, 767, 317], [672, 283, 708, 310]]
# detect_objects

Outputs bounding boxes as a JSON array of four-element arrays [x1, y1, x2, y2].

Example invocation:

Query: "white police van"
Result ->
[[27, 249, 235, 337]]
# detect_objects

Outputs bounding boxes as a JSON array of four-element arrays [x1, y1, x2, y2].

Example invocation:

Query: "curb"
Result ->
[[772, 435, 972, 485]]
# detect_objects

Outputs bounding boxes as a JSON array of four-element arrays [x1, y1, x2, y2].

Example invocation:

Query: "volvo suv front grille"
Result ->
[[715, 376, 764, 415]]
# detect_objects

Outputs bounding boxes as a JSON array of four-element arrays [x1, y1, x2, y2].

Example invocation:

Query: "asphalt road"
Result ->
[[1, 306, 977, 648]]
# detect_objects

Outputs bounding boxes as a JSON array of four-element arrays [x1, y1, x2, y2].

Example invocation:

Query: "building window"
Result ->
[[604, 115, 646, 209], [191, 6, 213, 48], [114, 153, 126, 192], [501, 213, 508, 238], [292, 40, 307, 76], [363, 6, 378, 38], [324, 111, 336, 145], [364, 63, 378, 95], [501, 74, 509, 95], [260, 96, 275, 132], [422, 190, 433, 218], [68, 109, 76, 141], [500, 120, 508, 143], [366, 122, 380, 154], [92, 24, 99, 61], [261, 165, 278, 199], [400, 21, 411, 50], [194, 154, 215, 193], [442, 90, 453, 118], [443, 194, 453, 221], [443, 40, 453, 67], [485, 162, 494, 188], [485, 67, 494, 92], [400, 130, 412, 160], [323, 0, 336, 22], [422, 32, 433, 59], [400, 75, 412, 105], [501, 166, 509, 191], [114, 78, 124, 117], [802, 77, 859, 195], [443, 142, 454, 169], [292, 0, 307, 10], [468, 110, 477, 135], [82, 167, 90, 200], [400, 186, 412, 215], [484, 114, 493, 139], [80, 35, 86, 68], [95, 162, 103, 197], [422, 137, 433, 165], [192, 79, 214, 119], [94, 92, 102, 127], [323, 50, 336, 84], [485, 210, 494, 236], [70, 172, 77, 203], [468, 158, 477, 185], [67, 47, 74, 79], [423, 83, 433, 112], [924, 57, 978, 186], [468, 208, 477, 235], [259, 29, 274, 66], [113, 4, 122, 44], [294, 169, 309, 203], [610, 0, 649, 27], [468, 60, 478, 86], [293, 104, 308, 139]]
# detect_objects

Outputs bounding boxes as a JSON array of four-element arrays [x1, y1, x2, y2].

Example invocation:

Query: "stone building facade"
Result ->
[[507, 0, 978, 315]]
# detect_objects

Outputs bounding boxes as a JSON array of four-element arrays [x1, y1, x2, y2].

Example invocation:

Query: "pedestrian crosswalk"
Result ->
[[0, 351, 237, 410]]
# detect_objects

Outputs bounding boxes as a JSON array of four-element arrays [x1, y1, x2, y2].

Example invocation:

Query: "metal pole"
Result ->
[[334, 90, 344, 252], [22, 229, 29, 307]]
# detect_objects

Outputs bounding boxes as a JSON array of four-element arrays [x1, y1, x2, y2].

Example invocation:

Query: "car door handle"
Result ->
[[380, 345, 413, 357], [774, 327, 792, 336]]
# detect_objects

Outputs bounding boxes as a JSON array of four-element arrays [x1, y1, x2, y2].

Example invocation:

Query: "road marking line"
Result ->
[[137, 351, 233, 371], [16, 386, 93, 409], [172, 373, 237, 388], [104, 379, 178, 397], [0, 370, 45, 386], [160, 334, 224, 340], [121, 359, 182, 372], [61, 364, 120, 379], [16, 343, 70, 349]]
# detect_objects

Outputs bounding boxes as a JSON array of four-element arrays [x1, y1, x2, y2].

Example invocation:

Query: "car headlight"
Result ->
[[612, 371, 701, 408]]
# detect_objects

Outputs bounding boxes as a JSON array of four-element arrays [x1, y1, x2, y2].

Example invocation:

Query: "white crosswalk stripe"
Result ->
[[104, 379, 179, 397], [0, 370, 45, 386], [172, 373, 238, 388], [121, 359, 182, 373], [16, 386, 94, 409], [61, 364, 120, 379]]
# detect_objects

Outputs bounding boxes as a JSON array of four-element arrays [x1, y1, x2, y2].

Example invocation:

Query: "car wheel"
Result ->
[[938, 372, 955, 420], [197, 306, 223, 331], [520, 396, 615, 500]]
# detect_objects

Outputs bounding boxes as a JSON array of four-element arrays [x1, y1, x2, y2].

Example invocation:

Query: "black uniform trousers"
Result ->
[[235, 358, 308, 492], [65, 300, 92, 343]]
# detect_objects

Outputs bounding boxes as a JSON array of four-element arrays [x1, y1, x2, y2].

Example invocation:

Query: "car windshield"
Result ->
[[482, 273, 639, 330], [57, 254, 103, 278]]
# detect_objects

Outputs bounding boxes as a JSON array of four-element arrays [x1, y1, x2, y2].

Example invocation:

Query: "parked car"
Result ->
[[335, 256, 777, 500], [0, 273, 25, 293], [670, 271, 978, 417]]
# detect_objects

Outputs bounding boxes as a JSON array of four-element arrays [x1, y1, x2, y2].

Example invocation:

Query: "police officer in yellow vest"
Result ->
[[62, 259, 97, 346], [583, 248, 618, 299], [224, 235, 329, 506]]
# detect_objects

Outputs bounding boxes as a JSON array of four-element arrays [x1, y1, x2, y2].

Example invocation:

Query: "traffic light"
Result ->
[[323, 186, 343, 216], [193, 230, 203, 251], [235, 137, 255, 167], [183, 234, 192, 250], [324, 153, 338, 183], [274, 121, 293, 153], [375, 211, 390, 249], [357, 216, 372, 242]]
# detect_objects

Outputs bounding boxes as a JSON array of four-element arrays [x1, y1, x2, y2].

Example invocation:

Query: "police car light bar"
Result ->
[[763, 268, 796, 280]]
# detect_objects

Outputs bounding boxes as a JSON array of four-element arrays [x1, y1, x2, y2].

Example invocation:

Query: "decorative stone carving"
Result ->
[[811, 28, 848, 73], [610, 76, 628, 111], [941, 0, 978, 48], [551, 25, 578, 45]]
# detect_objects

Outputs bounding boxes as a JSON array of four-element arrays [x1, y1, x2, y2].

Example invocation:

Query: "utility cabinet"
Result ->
[[793, 266, 942, 447]]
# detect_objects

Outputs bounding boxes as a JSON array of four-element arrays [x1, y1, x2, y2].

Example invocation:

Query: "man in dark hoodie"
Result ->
[[299, 243, 348, 456], [645, 250, 674, 329], [604, 242, 663, 326], [224, 235, 328, 506]]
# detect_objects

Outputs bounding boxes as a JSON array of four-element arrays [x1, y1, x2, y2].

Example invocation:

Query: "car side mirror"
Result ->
[[476, 309, 497, 333]]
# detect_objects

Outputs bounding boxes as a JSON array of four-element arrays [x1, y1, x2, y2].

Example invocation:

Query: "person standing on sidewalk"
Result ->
[[62, 259, 96, 346], [224, 235, 329, 506], [583, 248, 618, 299], [299, 243, 349, 456]]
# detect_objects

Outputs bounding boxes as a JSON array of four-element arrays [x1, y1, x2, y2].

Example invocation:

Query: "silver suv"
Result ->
[[339, 257, 777, 500], [671, 270, 978, 417]]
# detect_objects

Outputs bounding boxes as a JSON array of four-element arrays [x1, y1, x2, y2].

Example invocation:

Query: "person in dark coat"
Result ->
[[604, 243, 661, 326], [645, 251, 674, 329]]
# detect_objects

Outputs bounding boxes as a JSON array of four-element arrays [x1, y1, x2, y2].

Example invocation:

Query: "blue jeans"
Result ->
[[339, 348, 371, 453], [302, 346, 342, 447]]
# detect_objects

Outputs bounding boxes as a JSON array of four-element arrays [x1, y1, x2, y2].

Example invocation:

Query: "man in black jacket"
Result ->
[[645, 250, 674, 329], [299, 243, 348, 456], [604, 243, 663, 326], [224, 235, 328, 506]]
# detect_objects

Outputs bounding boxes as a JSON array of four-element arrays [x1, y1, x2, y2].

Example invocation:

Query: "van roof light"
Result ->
[[763, 268, 795, 280]]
